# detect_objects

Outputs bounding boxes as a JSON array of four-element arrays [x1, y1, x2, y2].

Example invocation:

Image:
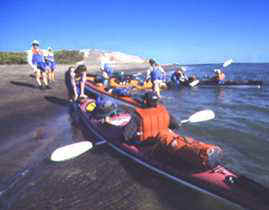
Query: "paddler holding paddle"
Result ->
[[211, 59, 233, 84], [213, 69, 225, 84]]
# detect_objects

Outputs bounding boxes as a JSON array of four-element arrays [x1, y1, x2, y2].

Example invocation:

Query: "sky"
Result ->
[[0, 0, 268, 64]]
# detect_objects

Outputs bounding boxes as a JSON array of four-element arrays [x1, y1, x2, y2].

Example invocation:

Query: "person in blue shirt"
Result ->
[[45, 47, 56, 83], [31, 40, 51, 89], [91, 96, 118, 124], [100, 63, 113, 87], [146, 59, 164, 98]]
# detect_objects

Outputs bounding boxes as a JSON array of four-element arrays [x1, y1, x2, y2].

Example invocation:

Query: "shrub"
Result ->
[[0, 52, 27, 64], [54, 50, 84, 64], [0, 50, 84, 65]]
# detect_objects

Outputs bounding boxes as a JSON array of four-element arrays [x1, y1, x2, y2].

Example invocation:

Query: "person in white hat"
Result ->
[[213, 69, 225, 84], [45, 47, 56, 82], [31, 40, 51, 89]]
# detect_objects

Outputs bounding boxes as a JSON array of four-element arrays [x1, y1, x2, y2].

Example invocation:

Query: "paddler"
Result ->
[[146, 58, 165, 98], [213, 69, 225, 84], [91, 96, 118, 124], [100, 63, 113, 87], [45, 47, 56, 83], [31, 40, 51, 89], [171, 67, 188, 87], [65, 64, 87, 101]]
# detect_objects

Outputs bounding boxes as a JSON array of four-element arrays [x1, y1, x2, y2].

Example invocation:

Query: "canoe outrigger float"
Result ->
[[198, 80, 263, 88], [70, 78, 269, 210]]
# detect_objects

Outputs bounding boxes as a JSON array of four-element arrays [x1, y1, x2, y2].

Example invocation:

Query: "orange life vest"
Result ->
[[32, 48, 43, 55], [218, 72, 225, 81], [134, 104, 170, 141]]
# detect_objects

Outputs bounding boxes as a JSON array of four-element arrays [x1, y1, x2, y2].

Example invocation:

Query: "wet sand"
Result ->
[[0, 65, 241, 210]]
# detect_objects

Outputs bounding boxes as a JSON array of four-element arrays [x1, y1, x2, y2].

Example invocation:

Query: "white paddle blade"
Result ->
[[181, 110, 215, 124], [189, 80, 199, 87], [188, 109, 215, 123], [223, 59, 233, 68], [50, 141, 93, 162]]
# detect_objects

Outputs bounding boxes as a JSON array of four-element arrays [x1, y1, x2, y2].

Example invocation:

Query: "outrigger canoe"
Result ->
[[70, 79, 269, 210]]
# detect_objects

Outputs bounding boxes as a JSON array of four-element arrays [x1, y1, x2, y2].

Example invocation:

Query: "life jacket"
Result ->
[[150, 67, 162, 81], [218, 72, 225, 81], [134, 104, 170, 141], [32, 48, 45, 64], [109, 78, 128, 88], [158, 130, 223, 169], [104, 65, 113, 77], [112, 88, 130, 96], [46, 52, 54, 62]]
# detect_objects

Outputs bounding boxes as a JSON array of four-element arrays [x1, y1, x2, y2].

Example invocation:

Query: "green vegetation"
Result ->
[[0, 52, 27, 64], [54, 50, 84, 64], [0, 50, 84, 65]]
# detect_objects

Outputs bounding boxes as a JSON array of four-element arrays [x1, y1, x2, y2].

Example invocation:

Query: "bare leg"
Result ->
[[153, 82, 161, 98], [52, 71, 56, 81], [42, 72, 48, 86], [36, 70, 42, 86], [80, 82, 87, 98], [47, 70, 52, 83]]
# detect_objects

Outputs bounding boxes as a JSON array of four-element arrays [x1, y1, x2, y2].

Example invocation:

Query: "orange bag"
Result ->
[[158, 130, 223, 169]]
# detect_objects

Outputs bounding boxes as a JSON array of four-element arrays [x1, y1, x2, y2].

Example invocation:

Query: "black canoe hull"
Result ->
[[199, 80, 263, 88]]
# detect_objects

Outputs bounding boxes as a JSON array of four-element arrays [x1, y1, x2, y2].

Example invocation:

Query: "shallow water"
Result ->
[[162, 63, 269, 187]]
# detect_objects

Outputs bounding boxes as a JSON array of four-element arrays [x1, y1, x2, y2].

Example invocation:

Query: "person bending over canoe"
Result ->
[[171, 67, 188, 87], [65, 64, 87, 101], [146, 59, 165, 98], [45, 47, 56, 82], [212, 69, 225, 84], [31, 40, 51, 89], [100, 63, 113, 87]]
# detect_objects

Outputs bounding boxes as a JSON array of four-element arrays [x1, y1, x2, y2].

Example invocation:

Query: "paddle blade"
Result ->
[[50, 141, 93, 162], [189, 80, 200, 87], [223, 59, 233, 68], [181, 109, 215, 124]]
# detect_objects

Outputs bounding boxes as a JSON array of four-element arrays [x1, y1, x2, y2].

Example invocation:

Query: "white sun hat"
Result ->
[[214, 69, 221, 73], [32, 40, 40, 45]]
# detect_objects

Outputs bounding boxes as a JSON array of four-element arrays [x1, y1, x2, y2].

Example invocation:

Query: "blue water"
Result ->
[[162, 63, 269, 187]]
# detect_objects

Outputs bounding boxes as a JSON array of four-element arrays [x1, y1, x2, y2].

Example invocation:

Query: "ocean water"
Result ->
[[162, 63, 269, 187]]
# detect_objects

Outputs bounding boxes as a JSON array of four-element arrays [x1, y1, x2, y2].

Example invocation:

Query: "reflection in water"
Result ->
[[215, 88, 225, 102]]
